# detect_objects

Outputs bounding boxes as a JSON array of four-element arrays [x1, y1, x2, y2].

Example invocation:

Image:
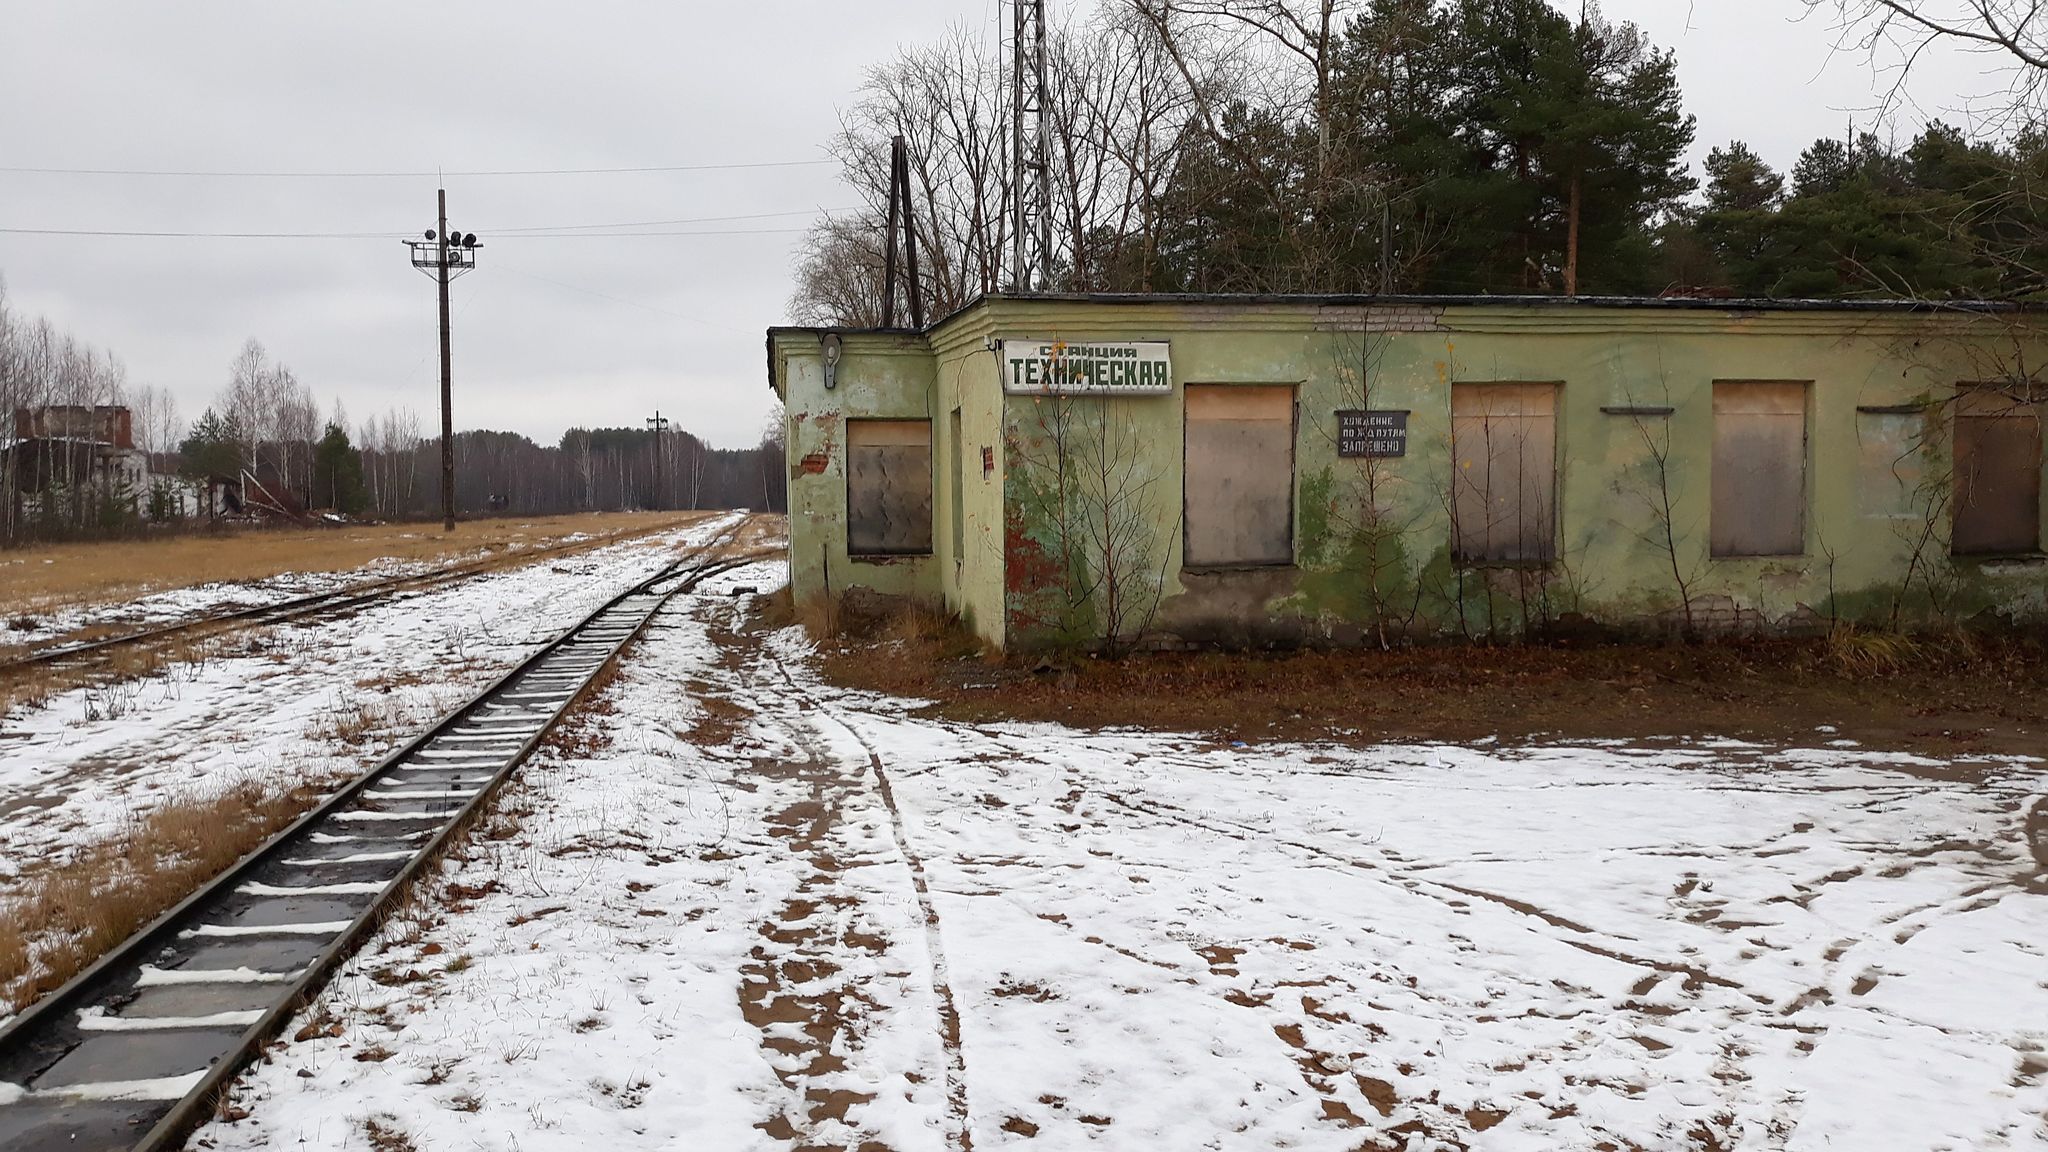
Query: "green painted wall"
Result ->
[[772, 333, 939, 612], [933, 340, 1009, 648], [775, 300, 2048, 649]]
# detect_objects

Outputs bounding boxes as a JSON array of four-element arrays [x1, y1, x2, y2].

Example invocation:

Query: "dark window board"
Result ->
[[1600, 405, 1675, 416], [1950, 551, 2048, 563], [1453, 559, 1558, 572], [1181, 563, 1299, 575], [1857, 403, 1932, 415]]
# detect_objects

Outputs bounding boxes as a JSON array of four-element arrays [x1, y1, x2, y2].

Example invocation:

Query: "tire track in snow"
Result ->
[[732, 633, 972, 1151], [1088, 785, 1749, 996], [1078, 780, 1765, 1145], [821, 718, 974, 1152]]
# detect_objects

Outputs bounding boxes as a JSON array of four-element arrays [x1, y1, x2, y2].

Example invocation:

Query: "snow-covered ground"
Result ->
[[0, 514, 742, 890], [0, 526, 634, 649], [195, 560, 2048, 1152]]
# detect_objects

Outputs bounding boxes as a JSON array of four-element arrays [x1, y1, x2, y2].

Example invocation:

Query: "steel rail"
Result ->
[[0, 522, 761, 1152], [0, 517, 701, 675]]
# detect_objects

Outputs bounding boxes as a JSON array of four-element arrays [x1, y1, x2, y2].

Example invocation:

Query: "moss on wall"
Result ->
[[1287, 466, 1430, 642]]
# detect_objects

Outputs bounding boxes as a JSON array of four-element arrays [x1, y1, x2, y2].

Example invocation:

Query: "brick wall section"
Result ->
[[10, 405, 133, 447], [1312, 305, 1449, 333]]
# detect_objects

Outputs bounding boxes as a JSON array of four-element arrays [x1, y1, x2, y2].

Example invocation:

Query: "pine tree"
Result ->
[[178, 408, 245, 518], [311, 423, 368, 515], [1327, 0, 1470, 291], [1696, 142, 1788, 294], [1771, 130, 1998, 298], [1456, 1, 1695, 295], [1150, 103, 1317, 293], [1326, 0, 1695, 295]]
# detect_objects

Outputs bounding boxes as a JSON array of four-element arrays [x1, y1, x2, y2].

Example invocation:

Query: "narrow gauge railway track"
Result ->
[[0, 517, 703, 679], [0, 526, 761, 1152]]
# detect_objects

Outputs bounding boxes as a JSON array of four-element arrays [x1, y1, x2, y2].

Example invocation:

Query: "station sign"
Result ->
[[1337, 410, 1409, 457], [1000, 339, 1173, 396]]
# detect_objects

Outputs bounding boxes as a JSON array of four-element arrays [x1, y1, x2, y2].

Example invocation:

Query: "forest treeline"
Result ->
[[791, 0, 2048, 323], [2, 286, 784, 545]]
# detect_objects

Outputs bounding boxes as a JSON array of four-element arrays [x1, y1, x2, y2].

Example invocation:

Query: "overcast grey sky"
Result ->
[[0, 1, 2007, 448]]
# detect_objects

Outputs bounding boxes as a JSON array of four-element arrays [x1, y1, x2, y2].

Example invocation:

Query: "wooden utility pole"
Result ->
[[436, 189, 455, 531], [645, 411, 670, 510], [880, 136, 926, 330], [406, 191, 480, 533]]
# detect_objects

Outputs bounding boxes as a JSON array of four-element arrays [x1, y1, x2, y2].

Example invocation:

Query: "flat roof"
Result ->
[[765, 291, 2045, 388]]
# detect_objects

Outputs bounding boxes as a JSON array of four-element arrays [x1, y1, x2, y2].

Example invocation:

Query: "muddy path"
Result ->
[[710, 610, 969, 1152]]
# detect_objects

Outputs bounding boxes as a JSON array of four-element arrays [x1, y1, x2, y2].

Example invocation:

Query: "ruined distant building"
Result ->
[[4, 405, 156, 520]]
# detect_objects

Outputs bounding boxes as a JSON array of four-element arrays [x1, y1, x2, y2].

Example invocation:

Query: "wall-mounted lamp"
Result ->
[[820, 332, 844, 390]]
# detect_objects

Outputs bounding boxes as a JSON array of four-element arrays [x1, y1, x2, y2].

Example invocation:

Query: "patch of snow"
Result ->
[[194, 560, 2048, 1151], [76, 1006, 265, 1031], [39, 1071, 207, 1101], [0, 516, 744, 1000], [134, 966, 300, 987]]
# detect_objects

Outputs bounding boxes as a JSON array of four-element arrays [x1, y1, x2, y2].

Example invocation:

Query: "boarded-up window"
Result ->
[[1953, 387, 2042, 556], [846, 419, 933, 556], [1857, 410, 1927, 519], [948, 408, 965, 563], [1711, 382, 1807, 557], [1451, 383, 1556, 563], [1184, 385, 1295, 567]]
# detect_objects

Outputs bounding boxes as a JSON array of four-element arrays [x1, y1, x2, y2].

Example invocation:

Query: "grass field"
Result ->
[[0, 512, 704, 618]]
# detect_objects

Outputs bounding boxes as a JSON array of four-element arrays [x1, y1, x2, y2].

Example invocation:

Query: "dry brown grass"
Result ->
[[791, 592, 987, 664], [0, 635, 216, 719], [755, 586, 796, 630], [313, 691, 423, 748], [789, 597, 2048, 762], [734, 513, 789, 552], [1, 510, 706, 623], [793, 594, 835, 639], [539, 659, 622, 758], [0, 776, 337, 1014], [779, 585, 980, 654], [1822, 623, 1923, 678], [362, 1117, 419, 1152], [0, 512, 710, 718], [684, 690, 750, 747]]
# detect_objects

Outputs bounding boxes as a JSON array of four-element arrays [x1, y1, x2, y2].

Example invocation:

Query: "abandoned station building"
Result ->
[[767, 295, 2048, 651]]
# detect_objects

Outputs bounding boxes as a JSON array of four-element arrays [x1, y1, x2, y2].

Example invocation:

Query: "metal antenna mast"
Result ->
[[1009, 0, 1051, 292], [406, 190, 481, 533]]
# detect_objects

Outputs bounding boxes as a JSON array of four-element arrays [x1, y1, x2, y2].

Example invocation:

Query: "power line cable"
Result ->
[[494, 265, 742, 334], [0, 227, 405, 239], [499, 227, 813, 239], [0, 225, 818, 240], [486, 207, 859, 233], [0, 159, 835, 179]]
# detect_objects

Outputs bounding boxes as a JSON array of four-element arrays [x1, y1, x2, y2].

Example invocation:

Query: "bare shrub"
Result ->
[[362, 1117, 419, 1152], [1823, 622, 1921, 678]]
